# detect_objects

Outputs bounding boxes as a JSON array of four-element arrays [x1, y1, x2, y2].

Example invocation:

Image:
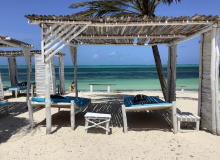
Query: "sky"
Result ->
[[0, 0, 220, 65]]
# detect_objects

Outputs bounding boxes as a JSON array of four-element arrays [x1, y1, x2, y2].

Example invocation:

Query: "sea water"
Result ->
[[0, 65, 209, 92]]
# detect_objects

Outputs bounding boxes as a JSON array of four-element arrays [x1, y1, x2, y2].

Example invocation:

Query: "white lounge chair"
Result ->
[[122, 96, 177, 133]]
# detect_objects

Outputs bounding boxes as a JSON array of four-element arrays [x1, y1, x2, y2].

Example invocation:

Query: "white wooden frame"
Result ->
[[122, 102, 177, 133]]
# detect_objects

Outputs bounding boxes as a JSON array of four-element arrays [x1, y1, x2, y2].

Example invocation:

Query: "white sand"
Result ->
[[0, 91, 220, 160]]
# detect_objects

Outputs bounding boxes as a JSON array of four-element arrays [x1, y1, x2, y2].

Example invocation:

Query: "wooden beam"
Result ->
[[77, 34, 186, 40], [167, 44, 177, 102], [70, 42, 169, 47], [29, 19, 212, 26], [170, 26, 213, 45]]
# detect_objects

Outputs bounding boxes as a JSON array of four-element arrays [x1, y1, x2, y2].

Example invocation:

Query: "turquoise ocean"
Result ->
[[0, 65, 204, 92]]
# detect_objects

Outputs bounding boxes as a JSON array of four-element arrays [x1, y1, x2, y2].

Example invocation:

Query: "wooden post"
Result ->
[[214, 28, 220, 135], [70, 100, 75, 130], [90, 85, 93, 92], [167, 45, 177, 102], [152, 45, 168, 101], [42, 24, 52, 134], [49, 57, 56, 95], [24, 49, 32, 102], [107, 85, 111, 93], [27, 99, 34, 128], [70, 46, 78, 97], [122, 104, 128, 133], [45, 62, 52, 134], [58, 55, 65, 95], [8, 57, 18, 86], [172, 102, 177, 134], [199, 26, 220, 135]]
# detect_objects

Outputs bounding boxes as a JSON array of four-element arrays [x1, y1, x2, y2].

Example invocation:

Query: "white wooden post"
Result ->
[[172, 102, 177, 134], [42, 24, 52, 134], [167, 45, 177, 102], [90, 85, 93, 92], [45, 62, 52, 134], [70, 46, 78, 97], [49, 57, 56, 95], [58, 55, 65, 95], [199, 26, 220, 135], [70, 100, 75, 130], [24, 49, 32, 102], [107, 85, 111, 93], [27, 99, 34, 128], [122, 104, 128, 133]]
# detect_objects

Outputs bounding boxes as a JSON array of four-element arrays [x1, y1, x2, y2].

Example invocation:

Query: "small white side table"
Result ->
[[84, 112, 111, 134]]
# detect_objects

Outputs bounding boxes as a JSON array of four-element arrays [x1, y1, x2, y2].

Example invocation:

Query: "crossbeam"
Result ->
[[77, 34, 186, 40], [29, 20, 213, 26]]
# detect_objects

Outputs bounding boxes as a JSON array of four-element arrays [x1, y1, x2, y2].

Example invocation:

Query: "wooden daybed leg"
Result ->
[[70, 100, 75, 130], [172, 101, 177, 134], [122, 104, 128, 133], [27, 99, 34, 128]]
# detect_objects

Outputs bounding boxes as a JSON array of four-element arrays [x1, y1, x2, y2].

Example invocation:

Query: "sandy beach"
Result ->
[[0, 91, 220, 160]]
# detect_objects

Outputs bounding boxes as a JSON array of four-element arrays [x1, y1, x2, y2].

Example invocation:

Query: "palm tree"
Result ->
[[70, 0, 181, 101]]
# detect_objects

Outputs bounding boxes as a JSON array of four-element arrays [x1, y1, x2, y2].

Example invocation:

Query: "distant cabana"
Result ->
[[26, 15, 220, 135], [0, 36, 32, 100]]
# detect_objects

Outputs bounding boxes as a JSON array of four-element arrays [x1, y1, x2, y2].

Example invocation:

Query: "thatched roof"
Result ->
[[0, 36, 32, 48], [0, 50, 64, 57], [26, 15, 220, 45]]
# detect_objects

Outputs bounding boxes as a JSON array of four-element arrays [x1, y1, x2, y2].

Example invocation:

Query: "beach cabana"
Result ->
[[0, 36, 32, 100], [26, 15, 220, 135]]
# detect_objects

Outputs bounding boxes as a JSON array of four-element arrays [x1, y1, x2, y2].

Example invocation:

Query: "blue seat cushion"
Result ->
[[31, 96, 91, 108], [124, 96, 166, 107]]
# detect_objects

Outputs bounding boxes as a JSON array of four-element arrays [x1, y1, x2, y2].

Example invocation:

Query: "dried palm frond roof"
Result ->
[[26, 15, 220, 45], [0, 50, 64, 57], [0, 35, 32, 48]]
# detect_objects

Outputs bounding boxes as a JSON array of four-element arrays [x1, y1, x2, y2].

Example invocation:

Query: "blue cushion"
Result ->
[[124, 96, 166, 107], [31, 97, 45, 103], [0, 101, 11, 107], [31, 96, 91, 108]]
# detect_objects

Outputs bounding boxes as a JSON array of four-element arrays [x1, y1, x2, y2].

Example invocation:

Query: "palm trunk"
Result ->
[[152, 45, 168, 101]]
